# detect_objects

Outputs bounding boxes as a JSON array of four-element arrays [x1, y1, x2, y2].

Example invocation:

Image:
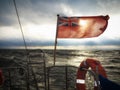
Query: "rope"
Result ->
[[81, 68, 101, 90], [13, 0, 29, 58], [12, 0, 30, 89]]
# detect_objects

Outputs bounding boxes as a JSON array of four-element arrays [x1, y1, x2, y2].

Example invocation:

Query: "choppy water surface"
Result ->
[[0, 49, 120, 90], [44, 50, 120, 84]]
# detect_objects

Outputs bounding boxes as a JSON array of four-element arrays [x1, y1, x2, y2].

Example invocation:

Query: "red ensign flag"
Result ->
[[57, 15, 109, 38]]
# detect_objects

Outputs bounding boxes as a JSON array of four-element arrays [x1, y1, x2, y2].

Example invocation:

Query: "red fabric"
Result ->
[[76, 58, 107, 90], [57, 15, 109, 38]]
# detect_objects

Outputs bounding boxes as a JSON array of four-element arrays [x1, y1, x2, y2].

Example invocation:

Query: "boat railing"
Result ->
[[0, 50, 99, 90], [0, 65, 101, 90], [47, 65, 78, 90], [0, 67, 28, 90], [0, 65, 78, 90]]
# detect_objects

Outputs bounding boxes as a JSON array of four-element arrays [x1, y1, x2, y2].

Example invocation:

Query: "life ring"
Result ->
[[76, 58, 107, 90], [0, 69, 4, 86]]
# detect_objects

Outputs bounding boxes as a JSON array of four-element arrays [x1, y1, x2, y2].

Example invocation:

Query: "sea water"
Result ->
[[44, 50, 120, 84], [0, 49, 120, 90]]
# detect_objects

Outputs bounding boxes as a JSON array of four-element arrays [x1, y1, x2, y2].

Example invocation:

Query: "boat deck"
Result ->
[[0, 50, 78, 90]]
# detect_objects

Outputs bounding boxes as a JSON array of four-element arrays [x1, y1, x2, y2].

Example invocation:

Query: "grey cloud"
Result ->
[[0, 39, 54, 48], [10, 0, 70, 24], [0, 0, 120, 49], [97, 0, 120, 14], [100, 39, 120, 45], [0, 14, 17, 26], [57, 38, 120, 46], [1, 0, 120, 27], [0, 0, 18, 26]]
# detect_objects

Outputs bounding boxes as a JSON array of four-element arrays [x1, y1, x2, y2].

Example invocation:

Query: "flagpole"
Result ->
[[53, 14, 59, 66]]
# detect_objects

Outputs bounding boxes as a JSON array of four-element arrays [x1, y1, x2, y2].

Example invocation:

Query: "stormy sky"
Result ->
[[0, 0, 120, 49]]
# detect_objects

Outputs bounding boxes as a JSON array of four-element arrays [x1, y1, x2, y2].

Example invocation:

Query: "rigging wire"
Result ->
[[13, 0, 29, 56], [12, 0, 30, 89], [12, 1, 46, 90]]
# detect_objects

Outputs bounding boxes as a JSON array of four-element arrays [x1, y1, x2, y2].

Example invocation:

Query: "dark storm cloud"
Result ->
[[0, 0, 17, 26], [0, 0, 69, 25], [0, 39, 54, 48], [0, 39, 24, 47], [100, 39, 120, 45], [0, 14, 17, 26], [0, 38, 120, 48], [0, 0, 120, 26], [57, 38, 120, 46], [1, 0, 120, 26]]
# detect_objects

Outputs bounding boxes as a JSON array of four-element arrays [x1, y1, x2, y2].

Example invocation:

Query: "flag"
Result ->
[[57, 15, 109, 38]]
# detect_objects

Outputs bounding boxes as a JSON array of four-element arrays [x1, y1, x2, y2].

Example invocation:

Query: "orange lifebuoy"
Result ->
[[0, 69, 4, 85], [76, 58, 107, 90]]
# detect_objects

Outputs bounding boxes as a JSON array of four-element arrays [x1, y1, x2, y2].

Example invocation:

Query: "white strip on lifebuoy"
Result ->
[[76, 79, 85, 84], [76, 58, 107, 90], [94, 81, 100, 86]]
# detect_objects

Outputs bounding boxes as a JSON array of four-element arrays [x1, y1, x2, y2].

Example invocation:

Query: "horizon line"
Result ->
[[0, 45, 120, 50]]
